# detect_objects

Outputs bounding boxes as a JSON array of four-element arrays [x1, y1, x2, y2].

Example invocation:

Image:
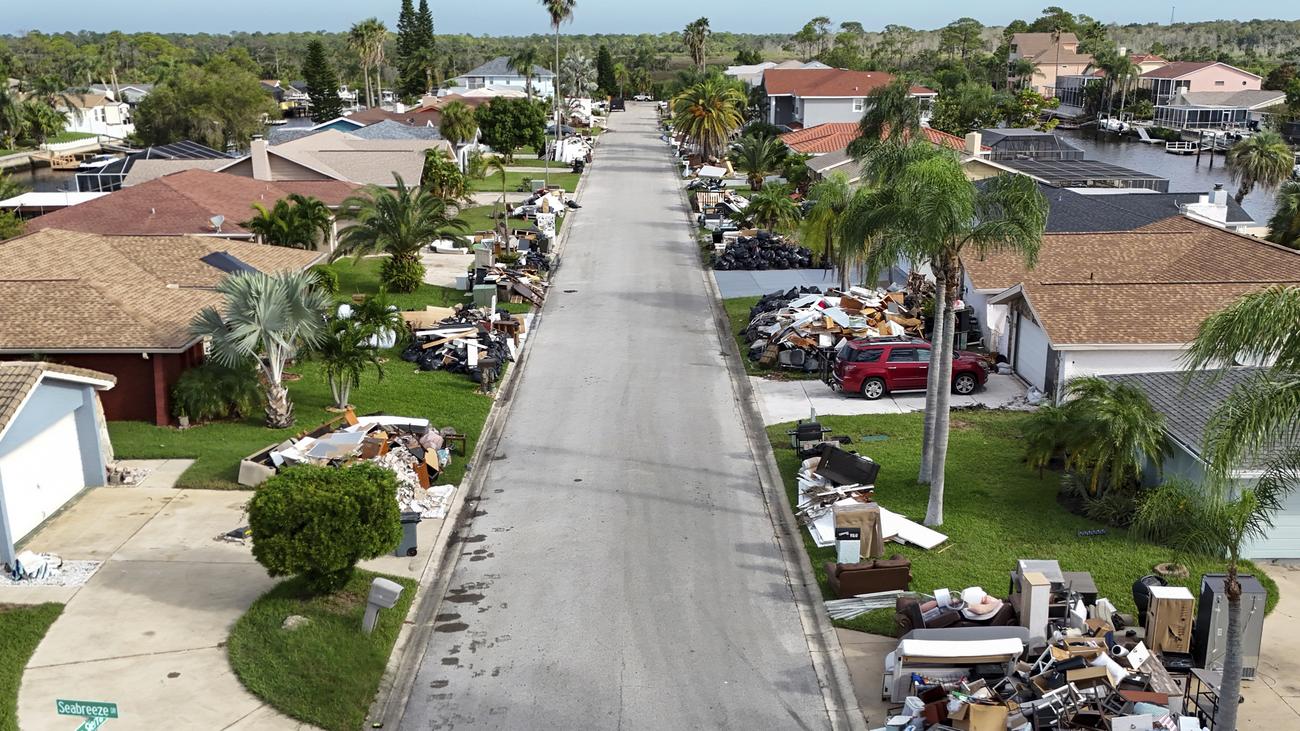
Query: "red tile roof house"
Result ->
[[761, 67, 936, 129], [0, 229, 323, 425], [26, 168, 357, 250]]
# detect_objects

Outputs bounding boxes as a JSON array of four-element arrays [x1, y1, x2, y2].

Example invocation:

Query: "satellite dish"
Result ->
[[210, 214, 225, 232]]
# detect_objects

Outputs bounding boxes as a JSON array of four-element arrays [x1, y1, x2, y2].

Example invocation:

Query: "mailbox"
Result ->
[[362, 577, 406, 634]]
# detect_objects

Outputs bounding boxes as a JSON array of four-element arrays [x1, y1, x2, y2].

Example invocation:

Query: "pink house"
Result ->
[[1139, 61, 1261, 106]]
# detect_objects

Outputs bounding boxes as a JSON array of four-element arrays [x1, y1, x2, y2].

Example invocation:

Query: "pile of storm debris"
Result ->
[[741, 277, 933, 372], [399, 303, 530, 386], [713, 231, 815, 271]]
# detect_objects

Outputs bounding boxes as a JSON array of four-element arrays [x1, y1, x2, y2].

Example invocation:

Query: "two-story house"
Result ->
[[1138, 61, 1262, 106], [449, 56, 555, 99], [57, 93, 134, 139], [761, 68, 935, 129], [1138, 61, 1273, 130], [1007, 32, 1094, 96]]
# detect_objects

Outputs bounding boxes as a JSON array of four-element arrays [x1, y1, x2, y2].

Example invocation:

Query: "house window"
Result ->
[[1214, 80, 1225, 86], [852, 98, 865, 113]]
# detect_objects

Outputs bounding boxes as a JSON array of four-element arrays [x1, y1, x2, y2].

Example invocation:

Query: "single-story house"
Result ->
[[0, 362, 116, 565], [762, 67, 936, 129], [0, 229, 323, 425], [30, 169, 356, 245], [1034, 183, 1255, 234], [964, 217, 1300, 398], [724, 61, 777, 87], [1138, 61, 1262, 107], [1105, 368, 1299, 559], [1154, 89, 1288, 130], [58, 93, 134, 139], [217, 132, 452, 188], [449, 56, 555, 99]]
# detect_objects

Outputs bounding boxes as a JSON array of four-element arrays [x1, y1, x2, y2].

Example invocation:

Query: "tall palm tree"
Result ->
[[1226, 131, 1294, 205], [317, 318, 385, 410], [540, 0, 577, 188], [438, 100, 478, 146], [682, 18, 712, 72], [509, 46, 543, 101], [738, 185, 800, 234], [243, 194, 334, 250], [189, 270, 331, 428], [801, 172, 853, 289], [1185, 285, 1300, 731], [1008, 58, 1037, 90], [1266, 181, 1300, 249], [846, 77, 922, 160], [612, 62, 629, 99], [672, 76, 745, 162], [728, 133, 785, 190], [349, 18, 388, 108], [333, 175, 469, 292], [409, 45, 439, 96], [843, 143, 1048, 523]]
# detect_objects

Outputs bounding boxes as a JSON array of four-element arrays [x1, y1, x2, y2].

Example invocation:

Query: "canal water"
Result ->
[[10, 165, 79, 193], [1056, 128, 1278, 223]]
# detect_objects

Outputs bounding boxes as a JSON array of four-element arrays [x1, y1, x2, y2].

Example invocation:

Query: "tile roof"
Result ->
[[0, 229, 322, 352], [780, 123, 979, 155], [0, 361, 115, 438], [763, 68, 901, 98], [1103, 368, 1290, 470], [971, 220, 1300, 345], [29, 170, 358, 236]]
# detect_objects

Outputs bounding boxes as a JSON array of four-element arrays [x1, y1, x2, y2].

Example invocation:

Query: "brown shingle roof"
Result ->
[[0, 361, 115, 437], [764, 68, 900, 98], [1011, 32, 1079, 58], [1138, 61, 1254, 79], [0, 229, 322, 352], [970, 220, 1300, 345], [27, 170, 358, 237]]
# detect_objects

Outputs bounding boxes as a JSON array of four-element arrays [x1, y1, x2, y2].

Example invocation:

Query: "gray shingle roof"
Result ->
[[1032, 183, 1256, 232], [1103, 368, 1291, 471], [462, 56, 554, 79], [348, 120, 443, 141]]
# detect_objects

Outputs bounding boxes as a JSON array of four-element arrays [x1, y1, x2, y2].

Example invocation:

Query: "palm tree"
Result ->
[[486, 155, 510, 223], [509, 46, 543, 101], [672, 77, 745, 162], [0, 89, 22, 150], [317, 318, 385, 410], [801, 172, 853, 289], [439, 100, 478, 146], [1056, 377, 1170, 496], [349, 19, 388, 108], [1185, 285, 1300, 731], [0, 170, 24, 202], [846, 77, 922, 159], [19, 100, 66, 146], [1008, 58, 1037, 90], [1226, 131, 1294, 205], [1266, 181, 1300, 249], [540, 0, 577, 188], [843, 142, 1048, 523], [243, 194, 333, 249], [334, 175, 469, 292], [189, 270, 331, 428], [729, 133, 785, 190], [559, 52, 596, 100], [682, 18, 712, 72], [612, 62, 629, 99], [409, 45, 439, 97], [739, 185, 800, 234]]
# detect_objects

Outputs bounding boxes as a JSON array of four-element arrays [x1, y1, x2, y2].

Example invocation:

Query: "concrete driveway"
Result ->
[[750, 372, 1031, 425]]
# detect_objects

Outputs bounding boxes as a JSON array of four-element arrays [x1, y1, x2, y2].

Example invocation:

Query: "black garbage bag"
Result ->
[[400, 342, 423, 363]]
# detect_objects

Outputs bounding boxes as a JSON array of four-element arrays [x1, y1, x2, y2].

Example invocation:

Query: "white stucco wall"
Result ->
[[1057, 348, 1189, 385]]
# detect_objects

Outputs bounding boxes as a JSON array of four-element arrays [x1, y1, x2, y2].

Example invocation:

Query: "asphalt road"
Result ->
[[399, 104, 829, 730]]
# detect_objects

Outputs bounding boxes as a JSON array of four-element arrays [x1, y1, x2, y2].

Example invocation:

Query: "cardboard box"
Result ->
[[1049, 639, 1105, 661], [949, 702, 1008, 731], [1146, 586, 1194, 654]]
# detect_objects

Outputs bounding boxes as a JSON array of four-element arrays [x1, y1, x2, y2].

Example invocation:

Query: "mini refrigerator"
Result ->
[[1194, 573, 1267, 678]]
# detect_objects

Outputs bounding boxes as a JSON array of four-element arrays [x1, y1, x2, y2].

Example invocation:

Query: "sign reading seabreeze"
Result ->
[[56, 699, 118, 719]]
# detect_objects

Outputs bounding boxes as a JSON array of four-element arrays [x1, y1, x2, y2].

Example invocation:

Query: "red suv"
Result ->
[[831, 337, 989, 400]]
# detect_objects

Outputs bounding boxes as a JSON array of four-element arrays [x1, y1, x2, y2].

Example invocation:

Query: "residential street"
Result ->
[[399, 104, 831, 729]]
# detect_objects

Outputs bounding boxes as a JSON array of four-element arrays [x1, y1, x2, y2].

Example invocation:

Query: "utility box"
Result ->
[[1194, 573, 1267, 678], [472, 284, 497, 310]]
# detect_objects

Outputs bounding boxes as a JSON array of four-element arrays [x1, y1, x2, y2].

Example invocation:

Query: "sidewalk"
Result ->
[[10, 466, 446, 730]]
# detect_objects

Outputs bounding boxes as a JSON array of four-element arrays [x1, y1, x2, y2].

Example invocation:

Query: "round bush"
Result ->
[[248, 462, 402, 594], [380, 255, 426, 293]]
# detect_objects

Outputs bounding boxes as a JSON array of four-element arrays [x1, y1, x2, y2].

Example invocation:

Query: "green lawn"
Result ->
[[769, 410, 1280, 636], [723, 296, 822, 381], [455, 204, 564, 236], [469, 171, 580, 193], [0, 603, 62, 731], [227, 571, 416, 731], [108, 258, 530, 489], [47, 131, 96, 144], [497, 158, 561, 169]]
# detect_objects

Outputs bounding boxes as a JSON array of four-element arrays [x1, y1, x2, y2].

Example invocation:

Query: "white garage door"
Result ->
[[0, 412, 86, 542], [1015, 315, 1050, 391]]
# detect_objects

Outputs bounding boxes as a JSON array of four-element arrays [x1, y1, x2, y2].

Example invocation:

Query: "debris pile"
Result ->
[[713, 232, 815, 271], [2, 551, 100, 587], [106, 462, 151, 485], [741, 284, 928, 372], [400, 305, 528, 385]]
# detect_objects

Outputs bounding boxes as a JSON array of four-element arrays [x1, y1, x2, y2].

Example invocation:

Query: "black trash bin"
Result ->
[[396, 511, 421, 557]]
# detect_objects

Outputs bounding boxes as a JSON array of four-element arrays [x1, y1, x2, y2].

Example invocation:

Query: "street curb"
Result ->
[[672, 152, 868, 726], [367, 133, 597, 728]]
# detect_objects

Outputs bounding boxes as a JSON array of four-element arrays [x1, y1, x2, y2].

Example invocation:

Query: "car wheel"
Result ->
[[861, 378, 886, 400], [953, 373, 977, 395]]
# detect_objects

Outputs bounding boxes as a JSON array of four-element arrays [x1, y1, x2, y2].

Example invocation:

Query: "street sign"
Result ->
[[56, 700, 118, 719], [76, 716, 107, 731]]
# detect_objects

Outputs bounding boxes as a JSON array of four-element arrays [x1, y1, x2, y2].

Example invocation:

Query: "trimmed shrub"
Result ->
[[248, 463, 402, 593], [1133, 479, 1223, 555], [171, 360, 263, 422], [309, 264, 339, 295], [379, 255, 425, 293]]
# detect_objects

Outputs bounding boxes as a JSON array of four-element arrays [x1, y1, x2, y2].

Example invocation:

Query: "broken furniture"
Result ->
[[400, 304, 531, 385], [825, 555, 912, 599], [885, 626, 1030, 703]]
